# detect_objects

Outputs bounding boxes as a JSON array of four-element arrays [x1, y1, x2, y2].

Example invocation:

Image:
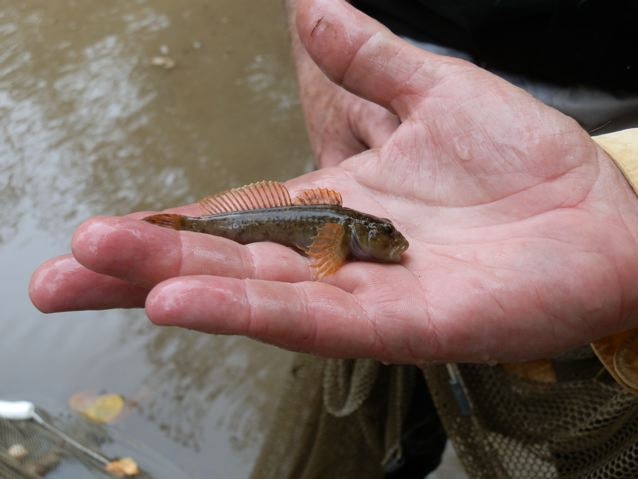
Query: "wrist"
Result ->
[[593, 129, 638, 242], [594, 129, 638, 194]]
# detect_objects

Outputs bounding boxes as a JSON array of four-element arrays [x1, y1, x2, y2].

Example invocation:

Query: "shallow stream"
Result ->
[[0, 1, 311, 476]]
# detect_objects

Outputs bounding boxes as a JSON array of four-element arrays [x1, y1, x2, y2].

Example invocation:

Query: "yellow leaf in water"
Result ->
[[502, 359, 557, 384], [69, 392, 125, 424], [105, 457, 139, 477]]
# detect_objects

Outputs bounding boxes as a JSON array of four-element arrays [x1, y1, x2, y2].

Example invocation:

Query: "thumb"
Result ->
[[296, 0, 457, 120]]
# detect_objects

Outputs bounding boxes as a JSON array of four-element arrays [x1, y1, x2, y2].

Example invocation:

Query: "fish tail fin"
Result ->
[[142, 213, 187, 230]]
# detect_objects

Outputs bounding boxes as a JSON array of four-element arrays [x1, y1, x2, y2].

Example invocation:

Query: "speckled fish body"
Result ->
[[173, 204, 406, 262], [143, 181, 408, 278]]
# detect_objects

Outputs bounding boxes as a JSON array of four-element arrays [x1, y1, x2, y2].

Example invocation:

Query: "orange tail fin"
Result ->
[[142, 213, 186, 230]]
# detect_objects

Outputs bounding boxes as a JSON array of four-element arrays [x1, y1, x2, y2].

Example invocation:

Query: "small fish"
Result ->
[[143, 181, 409, 278]]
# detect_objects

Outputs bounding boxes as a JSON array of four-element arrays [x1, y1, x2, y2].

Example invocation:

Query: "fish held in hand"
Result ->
[[143, 181, 409, 279]]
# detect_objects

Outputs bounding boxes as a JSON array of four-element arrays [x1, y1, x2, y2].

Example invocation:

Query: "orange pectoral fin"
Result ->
[[307, 223, 348, 279]]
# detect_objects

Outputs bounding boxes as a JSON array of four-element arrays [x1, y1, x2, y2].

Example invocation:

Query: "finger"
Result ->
[[145, 275, 386, 359], [125, 203, 203, 219], [296, 0, 460, 119], [314, 124, 368, 168], [350, 100, 400, 149], [317, 99, 399, 167], [29, 255, 148, 312], [71, 216, 312, 288]]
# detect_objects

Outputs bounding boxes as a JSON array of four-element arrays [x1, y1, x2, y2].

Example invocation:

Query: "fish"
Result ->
[[142, 181, 409, 278]]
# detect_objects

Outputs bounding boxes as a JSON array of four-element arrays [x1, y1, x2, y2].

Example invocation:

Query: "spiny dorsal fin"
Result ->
[[199, 181, 292, 215], [307, 222, 348, 279], [293, 188, 342, 206]]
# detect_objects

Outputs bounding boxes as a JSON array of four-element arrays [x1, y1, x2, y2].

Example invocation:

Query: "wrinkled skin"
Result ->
[[30, 0, 638, 364], [287, 0, 399, 168]]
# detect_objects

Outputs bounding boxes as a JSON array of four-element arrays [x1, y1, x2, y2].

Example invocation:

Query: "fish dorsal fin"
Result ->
[[293, 188, 342, 206], [307, 222, 348, 279], [199, 181, 292, 215]]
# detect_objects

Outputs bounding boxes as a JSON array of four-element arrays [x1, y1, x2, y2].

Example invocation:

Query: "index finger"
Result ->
[[71, 215, 314, 288]]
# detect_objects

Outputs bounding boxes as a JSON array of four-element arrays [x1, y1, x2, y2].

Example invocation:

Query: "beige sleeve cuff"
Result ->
[[591, 128, 638, 394], [593, 128, 638, 192]]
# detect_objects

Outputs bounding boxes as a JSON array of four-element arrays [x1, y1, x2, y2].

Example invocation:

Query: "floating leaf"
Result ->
[[150, 56, 176, 69], [592, 330, 638, 394], [613, 334, 638, 389], [69, 392, 125, 424], [7, 443, 28, 460], [105, 457, 139, 477], [502, 359, 557, 383]]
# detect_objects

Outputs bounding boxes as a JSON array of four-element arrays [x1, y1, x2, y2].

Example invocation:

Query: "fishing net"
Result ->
[[424, 351, 638, 478], [0, 407, 152, 478], [252, 348, 638, 479], [250, 355, 424, 479]]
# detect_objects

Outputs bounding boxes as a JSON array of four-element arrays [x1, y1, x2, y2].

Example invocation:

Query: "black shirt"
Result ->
[[352, 0, 637, 91]]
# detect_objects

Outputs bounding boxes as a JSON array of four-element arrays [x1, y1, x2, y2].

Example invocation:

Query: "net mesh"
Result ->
[[0, 409, 153, 478], [251, 354, 417, 479], [423, 353, 638, 478], [253, 348, 638, 479]]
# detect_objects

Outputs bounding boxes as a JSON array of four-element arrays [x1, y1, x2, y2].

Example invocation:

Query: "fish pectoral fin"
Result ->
[[293, 188, 342, 206], [307, 223, 348, 280], [199, 181, 292, 215]]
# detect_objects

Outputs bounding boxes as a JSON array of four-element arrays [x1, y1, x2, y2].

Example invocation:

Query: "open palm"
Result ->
[[30, 0, 638, 363]]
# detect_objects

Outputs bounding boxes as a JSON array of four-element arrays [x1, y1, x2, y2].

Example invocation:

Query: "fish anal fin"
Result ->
[[293, 188, 342, 206], [307, 223, 348, 279], [199, 181, 292, 215]]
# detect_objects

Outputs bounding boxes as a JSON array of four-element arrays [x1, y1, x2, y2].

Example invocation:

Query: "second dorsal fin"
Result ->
[[199, 181, 293, 215], [293, 188, 342, 206]]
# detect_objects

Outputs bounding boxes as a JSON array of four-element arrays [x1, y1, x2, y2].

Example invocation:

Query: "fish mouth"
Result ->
[[389, 240, 409, 261]]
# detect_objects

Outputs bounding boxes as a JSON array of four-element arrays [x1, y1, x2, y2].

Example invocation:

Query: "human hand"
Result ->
[[30, 0, 638, 363], [288, 0, 399, 167], [295, 53, 399, 168]]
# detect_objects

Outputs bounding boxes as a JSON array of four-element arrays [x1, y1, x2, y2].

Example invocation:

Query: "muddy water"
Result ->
[[0, 0, 311, 477]]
